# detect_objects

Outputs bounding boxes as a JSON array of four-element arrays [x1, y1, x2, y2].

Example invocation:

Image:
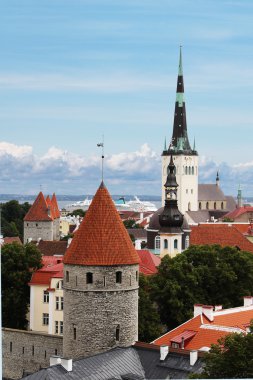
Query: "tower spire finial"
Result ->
[[179, 45, 183, 76], [164, 137, 167, 151], [97, 135, 104, 182]]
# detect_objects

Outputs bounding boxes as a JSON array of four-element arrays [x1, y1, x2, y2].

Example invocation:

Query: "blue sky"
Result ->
[[1, 0, 253, 197]]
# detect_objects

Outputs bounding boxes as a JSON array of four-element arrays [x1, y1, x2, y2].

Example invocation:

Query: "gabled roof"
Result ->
[[64, 182, 140, 266], [224, 206, 253, 220], [190, 224, 253, 253], [137, 250, 161, 275], [153, 304, 253, 350], [198, 184, 226, 202], [34, 240, 68, 256], [24, 192, 53, 222], [2, 236, 22, 245]]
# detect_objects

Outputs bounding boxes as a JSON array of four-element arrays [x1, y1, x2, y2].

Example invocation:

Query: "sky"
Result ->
[[1, 0, 253, 197]]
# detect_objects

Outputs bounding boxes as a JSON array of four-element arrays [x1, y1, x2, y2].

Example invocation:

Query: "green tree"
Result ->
[[138, 273, 163, 342], [67, 209, 86, 217], [1, 200, 31, 240], [1, 242, 42, 329], [123, 219, 141, 229], [151, 245, 253, 330], [200, 326, 253, 378]]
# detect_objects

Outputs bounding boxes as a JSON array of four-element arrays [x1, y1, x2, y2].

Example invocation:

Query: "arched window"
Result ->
[[56, 280, 63, 289], [188, 166, 191, 175], [188, 202, 191, 211], [116, 271, 122, 284], [164, 239, 168, 249], [174, 239, 178, 249], [221, 202, 224, 210], [174, 166, 177, 175], [192, 166, 194, 175], [206, 202, 209, 210], [155, 235, 160, 250], [199, 202, 202, 210], [86, 272, 93, 284], [185, 236, 190, 249], [185, 166, 188, 175], [116, 325, 120, 341], [214, 202, 217, 210]]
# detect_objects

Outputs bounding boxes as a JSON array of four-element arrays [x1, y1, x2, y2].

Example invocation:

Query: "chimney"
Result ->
[[61, 358, 73, 372], [135, 239, 142, 250], [50, 356, 61, 366], [181, 337, 185, 349], [214, 305, 222, 311], [244, 296, 253, 307], [190, 350, 198, 366], [160, 345, 169, 361], [194, 304, 203, 317], [202, 305, 214, 321], [50, 356, 73, 372]]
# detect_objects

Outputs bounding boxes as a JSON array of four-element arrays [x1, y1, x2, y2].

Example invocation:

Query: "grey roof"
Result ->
[[225, 196, 237, 212], [148, 207, 189, 232], [127, 229, 147, 240], [198, 184, 226, 201], [186, 210, 228, 224], [22, 345, 203, 380]]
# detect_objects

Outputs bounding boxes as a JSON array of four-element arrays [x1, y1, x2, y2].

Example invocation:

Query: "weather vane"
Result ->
[[97, 135, 104, 182]]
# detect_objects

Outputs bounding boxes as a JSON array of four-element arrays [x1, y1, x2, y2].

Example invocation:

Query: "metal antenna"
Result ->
[[97, 135, 104, 181]]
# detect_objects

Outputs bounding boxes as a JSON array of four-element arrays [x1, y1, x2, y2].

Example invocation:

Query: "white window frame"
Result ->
[[42, 313, 49, 325], [43, 290, 49, 303]]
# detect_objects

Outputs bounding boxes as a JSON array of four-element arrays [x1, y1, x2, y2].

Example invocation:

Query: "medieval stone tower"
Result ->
[[63, 181, 140, 360], [23, 192, 60, 243], [162, 47, 198, 214]]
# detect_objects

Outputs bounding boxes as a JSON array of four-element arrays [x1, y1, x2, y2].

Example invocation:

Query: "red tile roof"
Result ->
[[190, 224, 253, 253], [225, 206, 253, 220], [51, 193, 61, 219], [171, 330, 197, 344], [24, 192, 53, 222], [137, 250, 161, 275], [29, 257, 63, 286], [153, 305, 253, 350], [64, 182, 140, 266], [2, 237, 22, 245], [34, 240, 68, 256]]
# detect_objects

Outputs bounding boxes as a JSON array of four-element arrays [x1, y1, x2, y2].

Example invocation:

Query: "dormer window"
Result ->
[[86, 272, 93, 284], [116, 271, 122, 284]]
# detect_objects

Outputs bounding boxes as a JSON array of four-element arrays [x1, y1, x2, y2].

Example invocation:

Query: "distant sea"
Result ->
[[0, 194, 163, 210]]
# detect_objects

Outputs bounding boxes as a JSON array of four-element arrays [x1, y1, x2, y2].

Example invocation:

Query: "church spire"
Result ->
[[169, 47, 193, 155]]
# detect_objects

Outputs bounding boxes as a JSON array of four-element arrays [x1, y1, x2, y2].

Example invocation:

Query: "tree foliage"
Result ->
[[68, 209, 86, 217], [150, 245, 253, 330], [1, 200, 31, 240], [1, 242, 42, 329], [200, 326, 253, 378], [123, 219, 142, 229], [138, 273, 163, 342]]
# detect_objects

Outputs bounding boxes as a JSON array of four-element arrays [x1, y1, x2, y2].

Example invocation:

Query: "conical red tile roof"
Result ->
[[64, 182, 140, 266], [51, 193, 61, 219], [24, 192, 52, 221]]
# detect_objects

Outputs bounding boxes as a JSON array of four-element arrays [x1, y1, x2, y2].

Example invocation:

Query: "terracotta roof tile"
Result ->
[[35, 240, 68, 256], [137, 250, 160, 276], [154, 306, 253, 350], [64, 182, 140, 266], [24, 192, 53, 222], [29, 259, 63, 285], [51, 193, 61, 219], [2, 237, 22, 245], [190, 224, 253, 253], [225, 206, 253, 220]]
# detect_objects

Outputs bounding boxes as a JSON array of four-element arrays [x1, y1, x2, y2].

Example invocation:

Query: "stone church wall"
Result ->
[[23, 221, 54, 243], [2, 328, 63, 379]]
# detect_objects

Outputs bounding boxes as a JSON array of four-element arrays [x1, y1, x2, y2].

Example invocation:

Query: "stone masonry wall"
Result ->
[[23, 221, 53, 243], [63, 264, 139, 359], [3, 328, 63, 380]]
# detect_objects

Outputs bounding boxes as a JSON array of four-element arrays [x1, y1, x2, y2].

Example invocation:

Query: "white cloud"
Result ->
[[0, 141, 252, 197]]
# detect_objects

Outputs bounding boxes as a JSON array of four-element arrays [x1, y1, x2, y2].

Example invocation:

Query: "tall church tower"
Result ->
[[162, 48, 198, 214], [63, 181, 139, 360]]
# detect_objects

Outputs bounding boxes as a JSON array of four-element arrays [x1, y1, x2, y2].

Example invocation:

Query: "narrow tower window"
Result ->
[[192, 166, 194, 175], [66, 271, 69, 283], [199, 202, 202, 210], [116, 271, 122, 284], [73, 325, 77, 340], [155, 235, 160, 250], [221, 202, 224, 210], [185, 166, 188, 175], [164, 239, 168, 249], [116, 325, 120, 341], [136, 271, 138, 282], [214, 202, 217, 210], [206, 202, 209, 210], [86, 272, 93, 284], [174, 239, 178, 249], [188, 202, 191, 211]]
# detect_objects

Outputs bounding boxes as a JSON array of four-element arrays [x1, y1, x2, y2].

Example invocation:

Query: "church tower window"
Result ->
[[214, 202, 217, 210], [116, 325, 120, 341], [164, 239, 168, 249], [206, 202, 209, 210], [188, 202, 191, 211], [66, 271, 69, 283], [116, 271, 122, 284], [155, 236, 160, 250], [192, 166, 194, 175], [221, 202, 224, 210], [86, 272, 93, 284], [174, 239, 178, 249], [199, 202, 202, 210]]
